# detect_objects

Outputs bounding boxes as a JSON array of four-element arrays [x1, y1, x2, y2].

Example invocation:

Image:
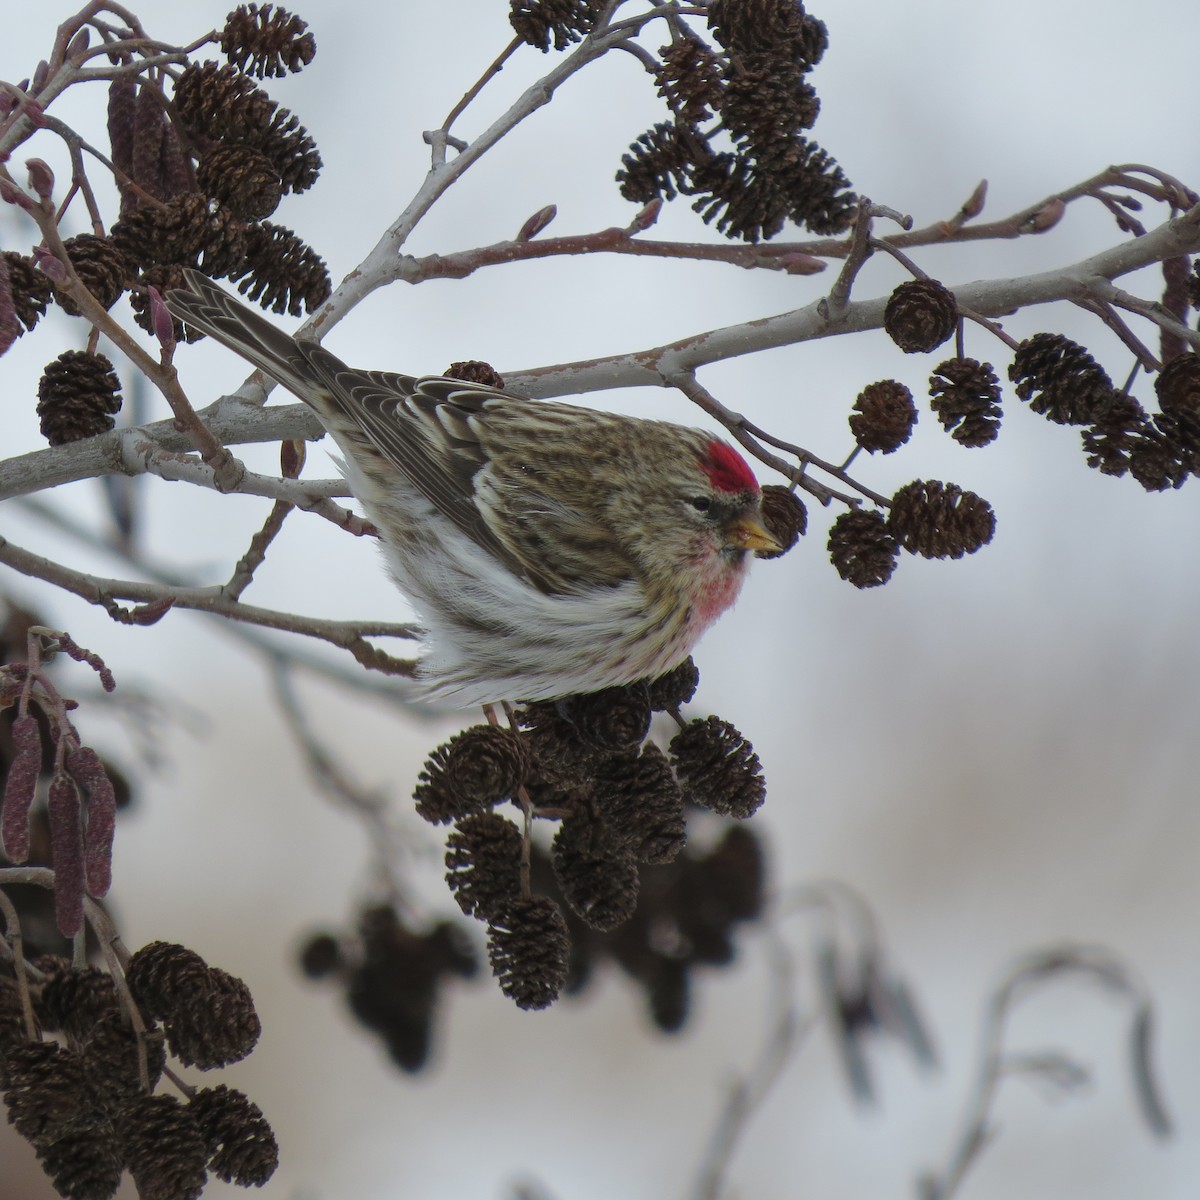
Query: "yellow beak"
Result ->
[[724, 515, 782, 555]]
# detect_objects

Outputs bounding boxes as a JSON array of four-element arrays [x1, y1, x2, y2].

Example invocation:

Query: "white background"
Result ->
[[2, 2, 1199, 1198]]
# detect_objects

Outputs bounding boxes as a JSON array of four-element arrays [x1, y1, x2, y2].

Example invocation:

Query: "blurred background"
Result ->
[[2, 2, 1198, 1197]]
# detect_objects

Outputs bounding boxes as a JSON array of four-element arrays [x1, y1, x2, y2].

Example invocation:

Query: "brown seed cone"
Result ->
[[172, 62, 320, 194], [850, 380, 917, 453], [887, 479, 995, 559], [487, 895, 571, 1009], [708, 0, 828, 65], [221, 3, 316, 78], [645, 656, 699, 711], [669, 716, 766, 819], [551, 812, 640, 932], [124, 941, 211, 1019], [555, 685, 653, 756], [828, 508, 898, 588], [33, 965, 118, 1040], [883, 279, 957, 354], [115, 1093, 208, 1200], [112, 194, 210, 269], [2, 1040, 99, 1147], [1128, 429, 1189, 492], [78, 1010, 166, 1113], [928, 357, 1003, 447], [197, 144, 282, 221], [594, 743, 687, 864], [414, 725, 529, 824], [445, 812, 525, 920], [35, 1123, 123, 1200], [1081, 391, 1150, 477], [509, 0, 600, 51], [54, 235, 132, 315], [162, 966, 261, 1069], [2, 251, 53, 332], [616, 121, 695, 204], [444, 360, 505, 389], [188, 1084, 279, 1186], [1155, 352, 1200, 418], [1008, 332, 1114, 425], [233, 219, 331, 315], [36, 351, 123, 446], [757, 484, 807, 557], [722, 55, 820, 145], [655, 32, 725, 124]]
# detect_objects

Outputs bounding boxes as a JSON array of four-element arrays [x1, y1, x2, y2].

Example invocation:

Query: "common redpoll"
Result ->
[[166, 270, 779, 705]]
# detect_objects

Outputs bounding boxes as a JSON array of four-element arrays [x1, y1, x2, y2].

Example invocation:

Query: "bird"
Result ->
[[165, 269, 780, 706]]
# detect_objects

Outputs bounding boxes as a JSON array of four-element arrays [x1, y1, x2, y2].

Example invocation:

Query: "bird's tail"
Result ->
[[164, 269, 338, 406]]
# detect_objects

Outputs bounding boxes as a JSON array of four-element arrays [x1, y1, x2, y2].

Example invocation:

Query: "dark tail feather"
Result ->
[[164, 269, 336, 406]]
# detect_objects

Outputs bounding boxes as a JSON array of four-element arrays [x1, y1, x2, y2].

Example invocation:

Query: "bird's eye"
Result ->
[[688, 495, 713, 514]]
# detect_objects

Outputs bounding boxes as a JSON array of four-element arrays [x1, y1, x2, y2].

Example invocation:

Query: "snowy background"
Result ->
[[2, 2, 1198, 1198]]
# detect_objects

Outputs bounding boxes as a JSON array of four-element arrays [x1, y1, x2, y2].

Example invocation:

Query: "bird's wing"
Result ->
[[167, 270, 633, 595]]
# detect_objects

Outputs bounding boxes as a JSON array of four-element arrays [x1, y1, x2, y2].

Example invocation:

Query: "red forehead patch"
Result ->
[[700, 440, 759, 494]]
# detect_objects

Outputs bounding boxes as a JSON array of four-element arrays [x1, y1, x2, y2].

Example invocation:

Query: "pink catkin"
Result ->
[[47, 772, 86, 937], [67, 744, 116, 896], [1, 715, 42, 862]]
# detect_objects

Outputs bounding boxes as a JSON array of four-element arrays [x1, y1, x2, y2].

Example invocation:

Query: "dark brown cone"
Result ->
[[197, 144, 282, 221], [54, 236, 131, 315], [1128, 427, 1189, 492], [188, 1084, 279, 1186], [486, 896, 571, 1009], [828, 508, 898, 588], [1008, 333, 1114, 425], [444, 360, 505, 388], [708, 0, 828, 64], [111, 192, 211, 268], [444, 812, 524, 920], [221, 4, 316, 78], [722, 54, 820, 145], [554, 686, 653, 756], [551, 813, 640, 932], [115, 1093, 208, 1200], [163, 966, 261, 1069], [1155, 352, 1200, 418], [234, 219, 331, 315], [849, 380, 916, 453], [34, 965, 118, 1039], [172, 63, 321, 194], [883, 279, 957, 354], [655, 33, 725, 124], [3, 1040, 97, 1146], [1081, 392, 1150, 477], [757, 485, 807, 557], [125, 941, 210, 1019], [887, 480, 995, 559], [509, 0, 601, 51], [594, 743, 686, 864], [36, 351, 123, 446], [928, 357, 1003, 447], [2, 251, 52, 332], [414, 725, 528, 824], [78, 1010, 165, 1113], [645, 657, 699, 711], [36, 1125, 123, 1200], [669, 717, 766, 819], [616, 121, 695, 204]]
